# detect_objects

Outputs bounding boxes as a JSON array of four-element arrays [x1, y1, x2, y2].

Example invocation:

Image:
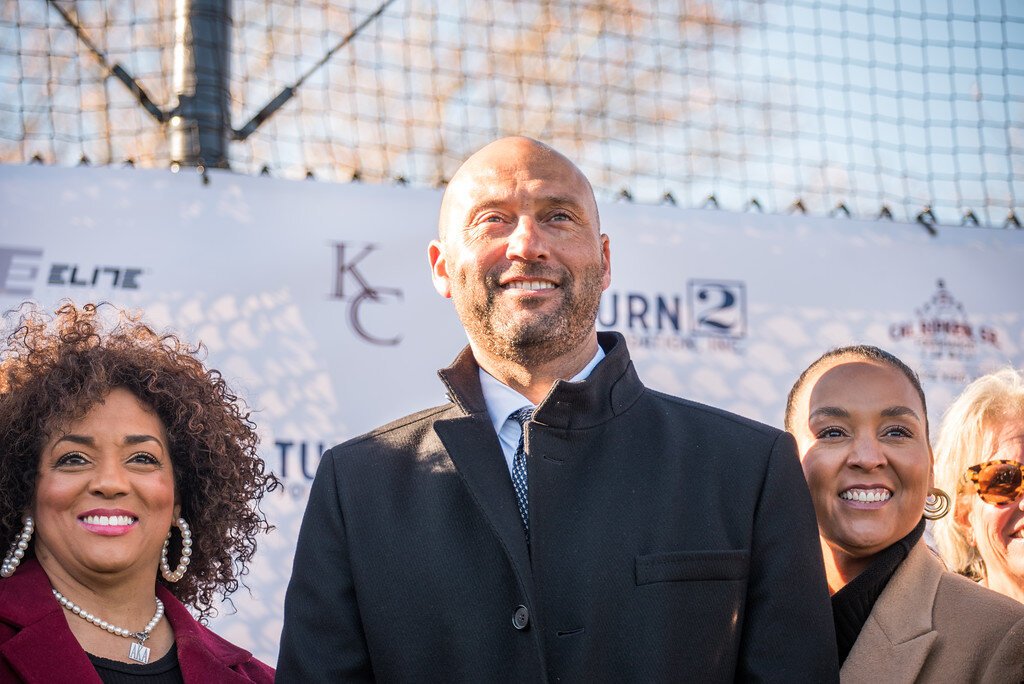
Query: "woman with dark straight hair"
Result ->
[[786, 345, 1024, 683]]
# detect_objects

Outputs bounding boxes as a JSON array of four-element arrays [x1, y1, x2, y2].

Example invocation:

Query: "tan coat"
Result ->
[[842, 540, 1024, 684]]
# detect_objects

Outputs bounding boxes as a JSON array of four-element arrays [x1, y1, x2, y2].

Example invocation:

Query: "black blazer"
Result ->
[[278, 332, 838, 682]]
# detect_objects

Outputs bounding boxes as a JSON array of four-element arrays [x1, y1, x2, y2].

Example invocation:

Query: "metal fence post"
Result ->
[[170, 0, 231, 169]]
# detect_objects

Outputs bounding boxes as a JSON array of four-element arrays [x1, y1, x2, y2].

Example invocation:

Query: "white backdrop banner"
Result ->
[[2, 165, 1023, 665]]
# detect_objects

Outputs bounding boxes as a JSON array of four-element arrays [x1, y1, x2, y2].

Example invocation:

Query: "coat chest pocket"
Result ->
[[634, 549, 749, 585]]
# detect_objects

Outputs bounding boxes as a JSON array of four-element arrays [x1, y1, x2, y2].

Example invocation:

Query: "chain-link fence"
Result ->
[[2, 0, 1021, 226]]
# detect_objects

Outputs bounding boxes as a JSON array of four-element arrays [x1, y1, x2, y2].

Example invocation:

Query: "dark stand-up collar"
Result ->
[[437, 331, 645, 430], [830, 517, 926, 666]]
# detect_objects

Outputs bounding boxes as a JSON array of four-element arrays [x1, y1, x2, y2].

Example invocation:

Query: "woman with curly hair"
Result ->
[[0, 302, 278, 682]]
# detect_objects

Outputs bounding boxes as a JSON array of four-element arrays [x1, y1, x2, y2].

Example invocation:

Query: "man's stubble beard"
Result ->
[[452, 262, 605, 366]]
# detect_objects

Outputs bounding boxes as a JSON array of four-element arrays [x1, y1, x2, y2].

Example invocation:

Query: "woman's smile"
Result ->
[[77, 508, 140, 536]]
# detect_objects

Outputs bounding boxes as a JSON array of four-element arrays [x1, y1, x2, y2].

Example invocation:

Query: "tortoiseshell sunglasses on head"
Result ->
[[964, 460, 1024, 505]]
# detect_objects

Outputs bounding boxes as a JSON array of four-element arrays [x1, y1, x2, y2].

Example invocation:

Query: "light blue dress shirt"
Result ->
[[478, 345, 606, 477]]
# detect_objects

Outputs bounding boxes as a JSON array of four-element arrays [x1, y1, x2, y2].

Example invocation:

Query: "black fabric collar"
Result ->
[[436, 331, 645, 430], [830, 517, 926, 666]]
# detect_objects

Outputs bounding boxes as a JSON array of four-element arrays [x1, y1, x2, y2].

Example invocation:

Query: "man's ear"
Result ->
[[600, 233, 611, 291], [428, 240, 452, 299]]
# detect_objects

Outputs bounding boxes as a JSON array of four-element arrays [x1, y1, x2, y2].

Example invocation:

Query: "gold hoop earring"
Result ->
[[923, 488, 951, 520]]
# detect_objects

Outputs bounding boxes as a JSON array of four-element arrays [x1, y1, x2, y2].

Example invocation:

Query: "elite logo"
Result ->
[[0, 246, 143, 297], [0, 246, 42, 296]]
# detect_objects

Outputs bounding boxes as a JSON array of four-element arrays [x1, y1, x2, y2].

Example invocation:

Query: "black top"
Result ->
[[830, 518, 926, 665], [88, 643, 184, 684]]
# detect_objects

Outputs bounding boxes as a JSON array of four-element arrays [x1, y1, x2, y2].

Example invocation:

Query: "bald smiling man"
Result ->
[[277, 138, 838, 683]]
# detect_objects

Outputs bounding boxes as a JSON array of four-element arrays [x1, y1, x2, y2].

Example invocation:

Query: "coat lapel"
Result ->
[[160, 585, 257, 683], [0, 559, 102, 683], [0, 609, 103, 683], [435, 345, 535, 599], [434, 415, 535, 597], [841, 541, 942, 683]]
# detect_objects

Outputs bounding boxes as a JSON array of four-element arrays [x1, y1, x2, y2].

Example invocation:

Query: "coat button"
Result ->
[[512, 605, 530, 630]]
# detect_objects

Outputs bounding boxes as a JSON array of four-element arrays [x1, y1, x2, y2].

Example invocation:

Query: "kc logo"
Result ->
[[331, 242, 403, 346]]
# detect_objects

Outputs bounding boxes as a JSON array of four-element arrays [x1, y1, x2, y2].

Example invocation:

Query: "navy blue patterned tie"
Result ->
[[509, 407, 534, 541]]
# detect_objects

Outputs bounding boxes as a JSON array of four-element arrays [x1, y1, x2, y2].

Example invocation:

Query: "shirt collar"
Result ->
[[479, 344, 606, 435]]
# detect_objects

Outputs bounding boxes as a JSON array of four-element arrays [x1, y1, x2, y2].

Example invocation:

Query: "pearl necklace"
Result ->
[[52, 588, 165, 664]]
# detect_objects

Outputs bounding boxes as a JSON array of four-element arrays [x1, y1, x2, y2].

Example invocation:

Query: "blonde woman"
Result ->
[[933, 368, 1024, 603]]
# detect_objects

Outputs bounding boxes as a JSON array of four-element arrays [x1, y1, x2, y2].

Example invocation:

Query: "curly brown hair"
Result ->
[[0, 301, 279, 620]]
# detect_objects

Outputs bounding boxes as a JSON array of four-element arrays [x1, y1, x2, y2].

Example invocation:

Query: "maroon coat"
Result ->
[[0, 558, 273, 683]]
